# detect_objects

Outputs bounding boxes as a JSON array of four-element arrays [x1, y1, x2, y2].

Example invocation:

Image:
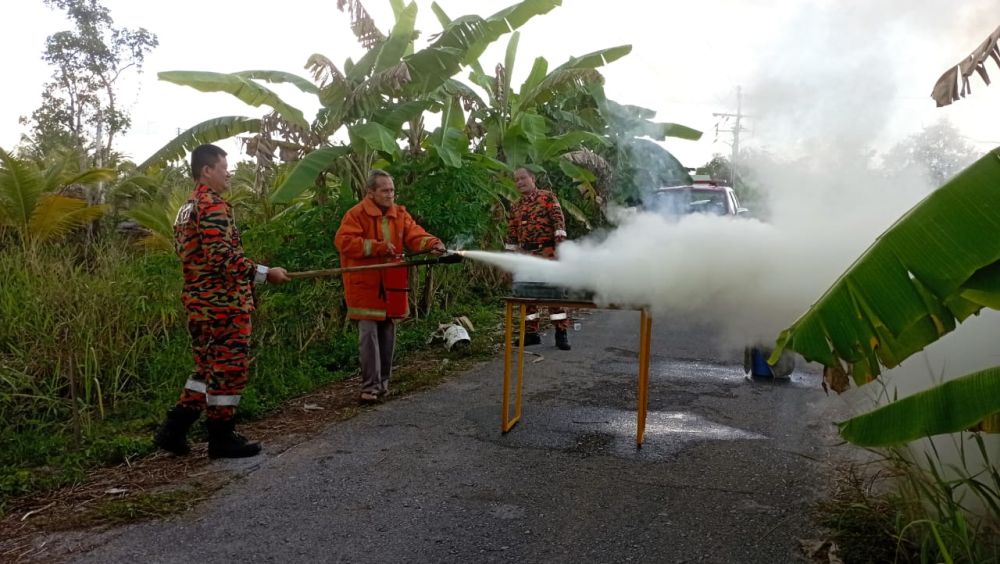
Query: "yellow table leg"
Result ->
[[513, 303, 526, 427], [502, 301, 527, 432], [636, 308, 653, 446], [502, 300, 513, 432]]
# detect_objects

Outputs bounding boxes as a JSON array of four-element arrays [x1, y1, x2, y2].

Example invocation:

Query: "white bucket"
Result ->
[[443, 324, 471, 351]]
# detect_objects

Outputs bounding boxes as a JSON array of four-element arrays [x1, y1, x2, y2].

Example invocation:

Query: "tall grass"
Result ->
[[0, 240, 182, 435], [890, 435, 1000, 562], [821, 434, 1000, 562]]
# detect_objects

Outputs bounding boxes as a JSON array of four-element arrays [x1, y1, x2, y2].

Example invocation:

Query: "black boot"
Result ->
[[153, 406, 201, 455], [206, 419, 261, 459], [555, 329, 571, 350], [513, 332, 541, 346]]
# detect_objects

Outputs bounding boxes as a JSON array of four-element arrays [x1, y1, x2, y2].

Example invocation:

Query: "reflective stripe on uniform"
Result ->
[[381, 217, 391, 245], [364, 239, 373, 257], [206, 394, 241, 406], [348, 306, 387, 318], [525, 313, 540, 321], [549, 313, 568, 321], [184, 379, 207, 394]]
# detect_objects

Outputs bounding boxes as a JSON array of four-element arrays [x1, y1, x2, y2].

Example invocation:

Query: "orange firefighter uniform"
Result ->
[[335, 196, 443, 321], [335, 195, 443, 397]]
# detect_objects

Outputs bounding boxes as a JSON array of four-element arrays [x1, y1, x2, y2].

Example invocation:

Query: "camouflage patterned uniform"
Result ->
[[506, 188, 571, 332], [172, 184, 268, 421]]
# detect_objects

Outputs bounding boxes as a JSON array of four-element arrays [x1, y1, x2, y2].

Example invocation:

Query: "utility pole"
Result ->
[[712, 86, 747, 190]]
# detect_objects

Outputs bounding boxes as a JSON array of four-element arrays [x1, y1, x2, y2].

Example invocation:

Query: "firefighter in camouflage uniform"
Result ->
[[153, 144, 291, 459], [505, 167, 572, 350]]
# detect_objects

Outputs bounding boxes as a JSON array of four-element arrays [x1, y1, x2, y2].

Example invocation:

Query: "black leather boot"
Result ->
[[153, 406, 201, 455], [555, 329, 571, 350], [513, 332, 541, 346], [206, 419, 261, 459]]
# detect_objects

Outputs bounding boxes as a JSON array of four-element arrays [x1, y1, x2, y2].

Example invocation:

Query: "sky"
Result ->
[[2, 0, 999, 168]]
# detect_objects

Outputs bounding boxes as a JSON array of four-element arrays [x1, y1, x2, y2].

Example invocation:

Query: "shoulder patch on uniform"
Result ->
[[175, 202, 196, 226]]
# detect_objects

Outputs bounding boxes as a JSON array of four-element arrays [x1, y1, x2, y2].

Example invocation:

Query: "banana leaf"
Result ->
[[271, 146, 352, 203], [159, 71, 308, 129], [430, 0, 562, 67], [231, 70, 319, 94], [560, 198, 592, 230], [536, 131, 609, 162], [838, 367, 1000, 446], [429, 96, 469, 169], [373, 1, 418, 74], [517, 46, 632, 111], [349, 122, 401, 158], [771, 147, 1000, 444], [773, 148, 1000, 382], [139, 117, 262, 170]]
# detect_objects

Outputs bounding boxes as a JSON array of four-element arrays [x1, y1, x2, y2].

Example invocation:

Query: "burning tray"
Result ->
[[512, 281, 593, 302]]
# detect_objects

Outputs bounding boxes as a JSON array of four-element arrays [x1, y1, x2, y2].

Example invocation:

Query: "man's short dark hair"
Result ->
[[366, 169, 393, 191], [191, 144, 227, 180]]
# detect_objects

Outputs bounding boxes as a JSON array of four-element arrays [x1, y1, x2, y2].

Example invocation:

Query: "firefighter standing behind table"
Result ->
[[154, 143, 291, 459], [336, 170, 446, 404], [505, 167, 572, 350]]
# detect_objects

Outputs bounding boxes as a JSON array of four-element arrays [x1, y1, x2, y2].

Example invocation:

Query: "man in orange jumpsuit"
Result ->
[[154, 143, 291, 459], [505, 167, 572, 350], [336, 170, 446, 404]]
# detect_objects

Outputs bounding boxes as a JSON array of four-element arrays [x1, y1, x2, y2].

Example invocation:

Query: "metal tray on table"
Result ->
[[511, 281, 593, 302]]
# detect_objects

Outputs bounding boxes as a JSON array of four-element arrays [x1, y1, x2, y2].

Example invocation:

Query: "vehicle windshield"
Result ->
[[646, 188, 730, 216]]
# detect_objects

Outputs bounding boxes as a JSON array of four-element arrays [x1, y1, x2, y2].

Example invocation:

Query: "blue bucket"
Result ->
[[750, 348, 773, 378]]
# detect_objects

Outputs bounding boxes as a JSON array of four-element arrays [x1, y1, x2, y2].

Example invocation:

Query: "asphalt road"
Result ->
[[72, 309, 851, 563]]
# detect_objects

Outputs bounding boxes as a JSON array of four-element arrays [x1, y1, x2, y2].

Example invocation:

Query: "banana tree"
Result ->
[[435, 5, 699, 214], [770, 148, 1000, 446], [139, 0, 562, 207], [931, 24, 1000, 107], [0, 147, 114, 251]]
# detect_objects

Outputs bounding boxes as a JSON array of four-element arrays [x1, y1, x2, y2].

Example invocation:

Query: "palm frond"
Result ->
[[60, 168, 117, 188], [0, 148, 44, 229], [126, 186, 189, 251], [28, 195, 106, 243]]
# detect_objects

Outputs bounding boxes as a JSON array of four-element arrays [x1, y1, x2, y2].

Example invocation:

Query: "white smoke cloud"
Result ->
[[462, 0, 1000, 469]]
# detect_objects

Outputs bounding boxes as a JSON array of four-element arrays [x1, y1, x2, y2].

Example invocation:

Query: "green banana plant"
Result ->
[[0, 147, 114, 250], [140, 1, 562, 207], [770, 147, 1000, 446]]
